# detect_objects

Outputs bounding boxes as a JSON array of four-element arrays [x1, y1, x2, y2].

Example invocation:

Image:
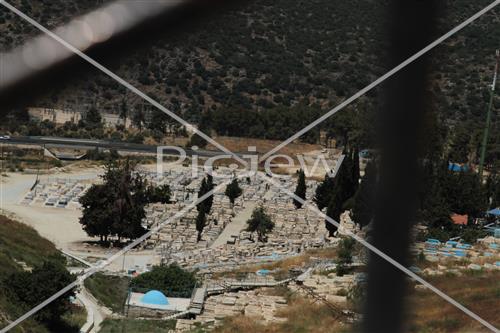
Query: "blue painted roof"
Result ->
[[141, 290, 169, 305]]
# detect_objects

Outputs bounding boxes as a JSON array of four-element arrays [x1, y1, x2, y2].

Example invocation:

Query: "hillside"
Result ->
[[0, 0, 498, 162], [0, 215, 81, 333]]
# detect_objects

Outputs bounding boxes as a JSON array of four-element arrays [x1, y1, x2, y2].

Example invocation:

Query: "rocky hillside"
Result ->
[[1, 0, 498, 150]]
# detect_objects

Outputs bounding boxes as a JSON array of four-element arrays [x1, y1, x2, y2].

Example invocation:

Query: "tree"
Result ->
[[314, 173, 335, 210], [341, 149, 357, 201], [146, 184, 171, 204], [195, 175, 214, 241], [79, 160, 148, 244], [119, 98, 128, 127], [131, 263, 197, 297], [79, 184, 114, 242], [197, 175, 214, 214], [246, 206, 274, 242], [486, 175, 500, 209], [225, 178, 243, 206], [5, 259, 76, 326], [82, 105, 102, 130], [336, 237, 355, 276], [189, 122, 211, 149], [351, 148, 360, 193], [132, 107, 146, 131], [293, 169, 306, 208], [147, 110, 170, 133], [351, 162, 376, 229], [195, 209, 207, 242], [205, 175, 215, 211], [325, 181, 343, 237]]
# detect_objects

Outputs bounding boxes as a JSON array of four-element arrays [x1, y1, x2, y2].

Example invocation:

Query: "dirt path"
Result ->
[[210, 188, 272, 248], [77, 287, 112, 333]]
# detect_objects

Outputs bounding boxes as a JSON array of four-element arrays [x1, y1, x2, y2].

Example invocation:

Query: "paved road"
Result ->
[[1, 136, 251, 158]]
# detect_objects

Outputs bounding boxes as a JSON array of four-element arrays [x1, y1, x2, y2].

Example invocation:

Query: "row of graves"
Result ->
[[144, 170, 266, 259], [20, 177, 91, 209], [417, 236, 500, 271], [157, 177, 338, 273]]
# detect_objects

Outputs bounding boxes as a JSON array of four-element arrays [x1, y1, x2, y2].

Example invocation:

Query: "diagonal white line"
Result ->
[[1, 0, 498, 331], [256, 173, 500, 333], [0, 0, 248, 169], [330, 154, 345, 177], [0, 173, 249, 332], [259, 0, 500, 162]]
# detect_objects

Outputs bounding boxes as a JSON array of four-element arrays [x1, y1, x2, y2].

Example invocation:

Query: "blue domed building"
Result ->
[[140, 290, 169, 306]]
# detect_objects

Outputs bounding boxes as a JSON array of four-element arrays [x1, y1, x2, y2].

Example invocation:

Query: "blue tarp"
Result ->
[[486, 208, 500, 216], [448, 163, 468, 172], [257, 269, 270, 276]]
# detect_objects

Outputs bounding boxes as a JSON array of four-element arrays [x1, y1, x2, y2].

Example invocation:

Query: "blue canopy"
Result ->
[[486, 208, 500, 216]]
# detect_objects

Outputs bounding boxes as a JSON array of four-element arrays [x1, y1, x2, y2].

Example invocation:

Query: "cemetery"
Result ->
[[6, 162, 499, 332]]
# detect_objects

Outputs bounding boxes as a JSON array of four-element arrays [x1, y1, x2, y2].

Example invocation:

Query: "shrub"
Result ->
[[130, 264, 197, 297]]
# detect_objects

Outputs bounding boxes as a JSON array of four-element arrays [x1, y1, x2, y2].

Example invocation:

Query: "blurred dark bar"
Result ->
[[362, 1, 441, 332], [0, 0, 249, 112]]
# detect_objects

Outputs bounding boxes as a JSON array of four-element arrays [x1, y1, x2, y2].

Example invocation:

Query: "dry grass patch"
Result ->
[[212, 297, 349, 333], [407, 271, 500, 332], [212, 247, 337, 280], [207, 136, 321, 155]]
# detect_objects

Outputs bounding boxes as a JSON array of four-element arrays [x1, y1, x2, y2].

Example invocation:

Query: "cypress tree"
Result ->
[[293, 169, 307, 208], [195, 209, 207, 242], [351, 148, 360, 194], [225, 178, 243, 206], [325, 180, 343, 237], [314, 174, 335, 210], [352, 162, 376, 229]]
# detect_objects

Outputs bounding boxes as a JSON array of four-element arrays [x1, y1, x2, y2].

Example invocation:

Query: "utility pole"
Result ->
[[478, 49, 499, 180]]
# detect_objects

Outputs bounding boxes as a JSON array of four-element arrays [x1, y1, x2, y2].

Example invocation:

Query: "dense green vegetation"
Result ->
[[99, 318, 176, 333], [1, 0, 498, 168], [0, 216, 80, 333], [315, 149, 360, 236], [79, 159, 171, 243], [84, 273, 130, 313], [336, 237, 355, 276], [130, 264, 198, 298]]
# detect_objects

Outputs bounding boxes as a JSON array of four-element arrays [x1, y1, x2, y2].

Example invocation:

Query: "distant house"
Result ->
[[451, 213, 468, 225], [28, 107, 132, 128], [28, 107, 81, 124]]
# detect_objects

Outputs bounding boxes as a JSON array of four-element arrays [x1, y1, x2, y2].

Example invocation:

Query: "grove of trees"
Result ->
[[79, 160, 171, 244], [315, 149, 360, 236], [4, 256, 76, 330]]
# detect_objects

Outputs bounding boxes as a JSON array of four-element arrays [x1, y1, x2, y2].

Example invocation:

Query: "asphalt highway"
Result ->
[[1, 136, 246, 158]]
